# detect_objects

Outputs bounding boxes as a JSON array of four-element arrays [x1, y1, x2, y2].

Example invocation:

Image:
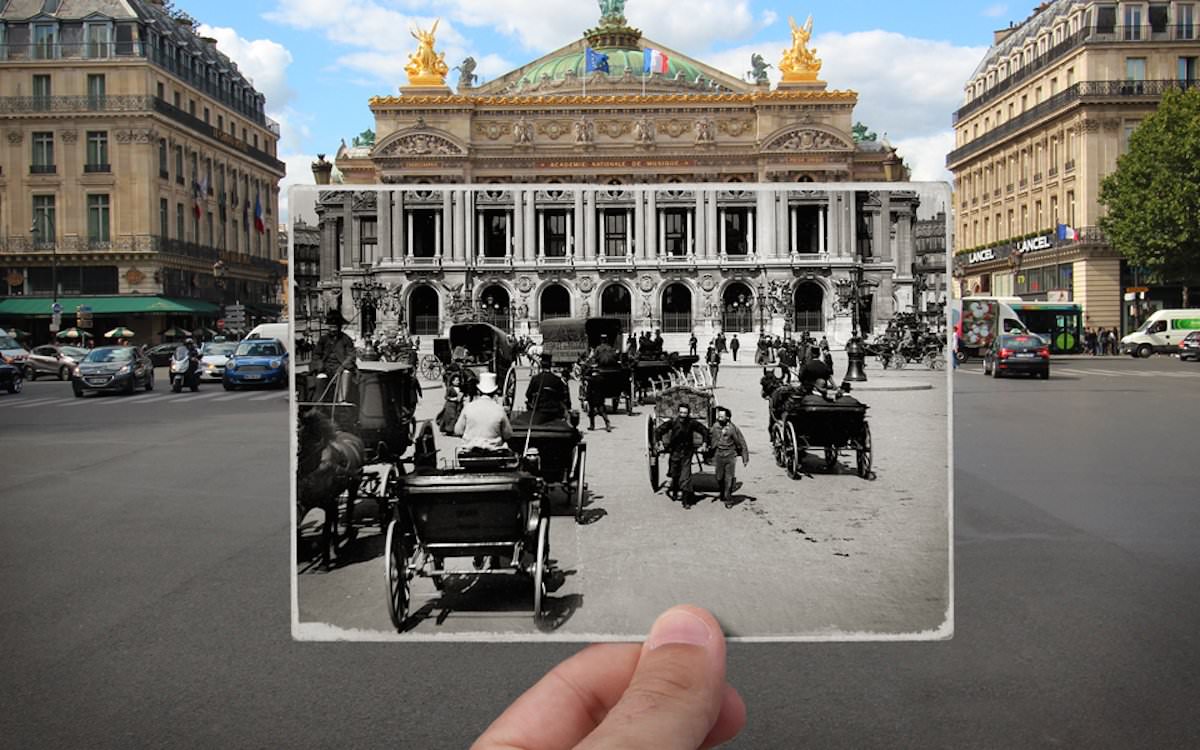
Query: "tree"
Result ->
[[1099, 87, 1200, 307]]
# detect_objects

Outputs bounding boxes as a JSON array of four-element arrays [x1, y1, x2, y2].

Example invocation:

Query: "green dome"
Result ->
[[516, 47, 707, 88]]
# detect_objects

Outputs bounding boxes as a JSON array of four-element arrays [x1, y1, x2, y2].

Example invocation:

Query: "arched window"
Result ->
[[540, 284, 571, 320], [793, 282, 824, 332], [721, 282, 754, 333], [409, 285, 440, 335], [661, 283, 692, 333]]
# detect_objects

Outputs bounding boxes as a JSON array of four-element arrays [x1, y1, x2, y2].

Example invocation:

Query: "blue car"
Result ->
[[223, 337, 289, 390]]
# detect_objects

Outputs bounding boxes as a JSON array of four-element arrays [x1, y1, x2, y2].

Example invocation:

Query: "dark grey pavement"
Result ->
[[3, 356, 1199, 747]]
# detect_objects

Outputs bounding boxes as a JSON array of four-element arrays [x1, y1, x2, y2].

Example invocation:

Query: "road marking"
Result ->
[[211, 392, 257, 402], [168, 391, 228, 402], [248, 392, 286, 401], [12, 397, 72, 409], [4, 396, 62, 408]]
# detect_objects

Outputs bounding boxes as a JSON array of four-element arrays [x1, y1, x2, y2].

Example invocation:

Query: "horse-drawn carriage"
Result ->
[[507, 411, 587, 523], [296, 360, 421, 568], [431, 322, 519, 411], [634, 352, 702, 402], [644, 383, 717, 492], [383, 434, 553, 630], [766, 385, 872, 480]]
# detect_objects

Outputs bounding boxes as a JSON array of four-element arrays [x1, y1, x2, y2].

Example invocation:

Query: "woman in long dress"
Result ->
[[438, 373, 465, 435]]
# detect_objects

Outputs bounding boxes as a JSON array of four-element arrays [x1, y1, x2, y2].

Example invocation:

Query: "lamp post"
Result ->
[[835, 266, 869, 382]]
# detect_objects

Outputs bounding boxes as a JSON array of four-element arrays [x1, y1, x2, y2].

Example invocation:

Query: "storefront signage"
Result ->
[[1016, 234, 1054, 254], [968, 248, 996, 264]]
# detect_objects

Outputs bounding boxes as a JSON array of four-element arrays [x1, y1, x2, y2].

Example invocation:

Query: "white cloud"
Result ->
[[278, 153, 320, 223], [197, 25, 294, 110], [892, 131, 956, 184], [982, 4, 1009, 19]]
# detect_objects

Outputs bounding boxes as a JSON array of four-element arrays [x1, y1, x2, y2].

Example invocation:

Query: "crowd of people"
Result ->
[[1084, 327, 1121, 356]]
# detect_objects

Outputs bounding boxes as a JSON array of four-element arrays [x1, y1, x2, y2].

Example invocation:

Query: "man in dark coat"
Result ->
[[707, 407, 749, 506], [593, 336, 619, 367], [689, 333, 698, 357], [311, 310, 357, 402], [730, 334, 741, 361], [652, 329, 664, 355], [654, 404, 709, 507], [778, 341, 796, 383], [525, 353, 571, 424]]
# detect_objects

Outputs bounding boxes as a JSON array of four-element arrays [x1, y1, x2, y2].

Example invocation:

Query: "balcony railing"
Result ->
[[953, 24, 1198, 124], [152, 98, 285, 172], [0, 234, 278, 271], [948, 80, 1199, 166], [84, 163, 111, 173], [29, 164, 56, 174], [0, 94, 156, 115], [0, 42, 279, 137]]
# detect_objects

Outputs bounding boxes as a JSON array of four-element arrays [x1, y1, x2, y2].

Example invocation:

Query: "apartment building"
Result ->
[[948, 0, 1198, 331], [0, 0, 286, 342]]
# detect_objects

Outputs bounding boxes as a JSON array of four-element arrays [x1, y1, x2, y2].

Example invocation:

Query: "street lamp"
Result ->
[[835, 267, 869, 382]]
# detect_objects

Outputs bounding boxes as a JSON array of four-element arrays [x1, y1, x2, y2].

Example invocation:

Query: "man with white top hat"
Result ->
[[454, 371, 513, 450]]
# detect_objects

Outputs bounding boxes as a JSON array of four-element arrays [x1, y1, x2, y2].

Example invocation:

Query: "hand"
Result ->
[[472, 605, 745, 750], [742, 456, 749, 467]]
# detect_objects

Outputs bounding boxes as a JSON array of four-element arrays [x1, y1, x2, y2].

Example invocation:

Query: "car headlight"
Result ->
[[226, 361, 237, 371], [118, 365, 131, 375], [73, 366, 82, 377], [269, 359, 282, 369]]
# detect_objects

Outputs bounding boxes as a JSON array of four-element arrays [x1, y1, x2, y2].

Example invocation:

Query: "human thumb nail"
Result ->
[[645, 607, 714, 651]]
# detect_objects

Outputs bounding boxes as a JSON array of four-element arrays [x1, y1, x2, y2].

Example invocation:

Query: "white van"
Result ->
[[1121, 310, 1200, 357], [243, 322, 291, 356]]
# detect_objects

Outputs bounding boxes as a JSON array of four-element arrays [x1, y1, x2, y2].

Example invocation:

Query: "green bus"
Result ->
[[1009, 301, 1084, 354]]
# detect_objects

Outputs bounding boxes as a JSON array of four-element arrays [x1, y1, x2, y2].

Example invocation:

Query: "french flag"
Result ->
[[254, 194, 265, 234], [643, 47, 669, 74], [1056, 223, 1078, 241]]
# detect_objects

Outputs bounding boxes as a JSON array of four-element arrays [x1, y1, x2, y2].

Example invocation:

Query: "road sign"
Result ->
[[51, 302, 63, 315], [1125, 286, 1149, 294], [50, 311, 61, 333], [216, 319, 226, 331], [77, 305, 94, 328]]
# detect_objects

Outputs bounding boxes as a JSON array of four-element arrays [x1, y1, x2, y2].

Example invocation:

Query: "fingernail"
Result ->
[[646, 609, 713, 650]]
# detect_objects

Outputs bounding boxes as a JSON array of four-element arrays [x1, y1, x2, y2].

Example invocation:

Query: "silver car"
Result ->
[[25, 344, 90, 381], [198, 341, 238, 381]]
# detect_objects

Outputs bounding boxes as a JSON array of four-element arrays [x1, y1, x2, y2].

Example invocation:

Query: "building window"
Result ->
[[542, 211, 569, 257], [32, 74, 51, 109], [87, 74, 105, 109], [481, 211, 510, 258], [176, 203, 184, 241], [1149, 3, 1168, 33], [1124, 4, 1143, 39], [188, 99, 196, 117], [206, 213, 214, 247], [359, 218, 377, 262], [87, 194, 110, 244], [158, 139, 168, 178], [1067, 190, 1076, 226], [203, 107, 210, 124], [32, 23, 57, 59], [602, 210, 628, 257], [156, 81, 164, 100], [1180, 56, 1198, 82], [723, 208, 752, 255], [1050, 195, 1059, 224], [1126, 57, 1147, 80], [32, 195, 56, 242], [84, 22, 111, 58], [1122, 121, 1140, 153], [159, 198, 168, 238], [1035, 200, 1044, 229], [663, 209, 688, 256], [174, 145, 184, 184], [173, 91, 181, 109], [31, 132, 54, 174], [1180, 5, 1196, 39], [85, 131, 108, 172], [217, 114, 224, 131], [189, 151, 198, 185]]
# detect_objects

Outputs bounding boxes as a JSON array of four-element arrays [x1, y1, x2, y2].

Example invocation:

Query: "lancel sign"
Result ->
[[966, 233, 1055, 265], [1016, 235, 1054, 253], [968, 248, 996, 264]]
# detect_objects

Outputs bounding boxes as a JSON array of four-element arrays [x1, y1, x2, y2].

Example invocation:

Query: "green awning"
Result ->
[[0, 295, 221, 317]]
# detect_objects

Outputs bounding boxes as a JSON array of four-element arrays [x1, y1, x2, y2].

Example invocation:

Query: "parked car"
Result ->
[[223, 338, 289, 390], [198, 341, 238, 381], [0, 355, 23, 395], [983, 333, 1050, 379], [24, 344, 89, 381], [72, 346, 155, 397], [0, 330, 30, 366], [1180, 330, 1200, 362], [146, 343, 182, 368]]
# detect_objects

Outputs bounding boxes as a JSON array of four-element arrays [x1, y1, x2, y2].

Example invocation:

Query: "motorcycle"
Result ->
[[170, 346, 201, 393]]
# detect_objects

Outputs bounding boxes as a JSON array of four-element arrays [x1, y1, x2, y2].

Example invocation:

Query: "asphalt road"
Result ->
[[4, 356, 1199, 747]]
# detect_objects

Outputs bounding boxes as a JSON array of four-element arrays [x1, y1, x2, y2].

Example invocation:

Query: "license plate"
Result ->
[[1015, 353, 1036, 358], [86, 378, 108, 386], [244, 374, 261, 380]]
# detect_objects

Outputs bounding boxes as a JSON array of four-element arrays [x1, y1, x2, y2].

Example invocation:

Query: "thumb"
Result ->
[[576, 606, 727, 750]]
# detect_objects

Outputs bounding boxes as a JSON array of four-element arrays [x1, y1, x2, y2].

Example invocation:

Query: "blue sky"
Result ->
[[184, 1, 1029, 217]]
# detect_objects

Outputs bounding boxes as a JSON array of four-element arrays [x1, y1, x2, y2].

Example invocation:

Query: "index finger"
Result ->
[[471, 643, 642, 750]]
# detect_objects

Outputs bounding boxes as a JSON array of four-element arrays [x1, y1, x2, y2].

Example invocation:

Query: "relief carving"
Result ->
[[377, 132, 463, 156], [766, 128, 850, 151]]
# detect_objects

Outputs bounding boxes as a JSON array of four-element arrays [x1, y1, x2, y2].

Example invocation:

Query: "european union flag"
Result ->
[[585, 47, 610, 74]]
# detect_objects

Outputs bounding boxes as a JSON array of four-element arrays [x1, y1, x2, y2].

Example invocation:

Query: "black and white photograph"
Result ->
[[291, 183, 952, 640]]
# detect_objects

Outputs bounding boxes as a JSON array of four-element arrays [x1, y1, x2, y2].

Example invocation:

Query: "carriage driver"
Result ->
[[592, 335, 620, 367], [312, 310, 357, 378], [654, 404, 710, 508], [455, 372, 514, 451], [525, 353, 571, 425]]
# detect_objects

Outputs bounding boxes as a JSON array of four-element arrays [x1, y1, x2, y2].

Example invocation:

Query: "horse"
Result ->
[[297, 409, 365, 570]]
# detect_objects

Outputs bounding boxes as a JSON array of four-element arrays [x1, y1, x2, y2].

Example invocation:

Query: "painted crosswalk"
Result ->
[[1, 389, 287, 409], [957, 365, 1200, 379]]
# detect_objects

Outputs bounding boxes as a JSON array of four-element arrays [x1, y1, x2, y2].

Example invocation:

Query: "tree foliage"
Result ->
[[1099, 88, 1200, 294]]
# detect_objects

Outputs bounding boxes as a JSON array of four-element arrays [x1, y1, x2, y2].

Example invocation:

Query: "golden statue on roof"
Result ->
[[779, 15, 823, 83], [405, 19, 449, 87]]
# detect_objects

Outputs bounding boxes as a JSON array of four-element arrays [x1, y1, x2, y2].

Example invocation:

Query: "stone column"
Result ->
[[634, 192, 645, 260], [705, 190, 718, 259], [847, 192, 858, 260], [321, 220, 337, 278], [378, 190, 391, 265], [693, 190, 706, 258], [441, 191, 453, 259], [524, 190, 537, 263], [876, 191, 892, 262], [775, 192, 788, 258], [573, 189, 585, 261], [584, 190, 596, 261], [818, 204, 827, 255], [453, 190, 466, 263], [537, 209, 546, 260], [406, 212, 414, 259], [718, 208, 727, 258], [464, 191, 475, 265], [512, 191, 524, 261], [627, 208, 635, 257], [343, 196, 356, 268], [392, 190, 404, 260], [598, 207, 607, 257], [645, 190, 657, 259]]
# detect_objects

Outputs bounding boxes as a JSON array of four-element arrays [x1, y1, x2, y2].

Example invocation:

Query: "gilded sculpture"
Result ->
[[405, 20, 449, 87], [780, 15, 823, 83]]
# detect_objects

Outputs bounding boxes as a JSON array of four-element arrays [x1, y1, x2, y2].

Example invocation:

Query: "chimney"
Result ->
[[312, 154, 333, 186]]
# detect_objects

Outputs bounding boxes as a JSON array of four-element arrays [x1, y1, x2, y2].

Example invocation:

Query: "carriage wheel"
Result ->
[[502, 367, 517, 412], [857, 422, 873, 479], [533, 516, 549, 623], [771, 422, 786, 468], [824, 445, 838, 472], [384, 519, 410, 631], [929, 351, 946, 370], [574, 444, 588, 524], [784, 422, 802, 480], [890, 355, 905, 370], [645, 413, 661, 491]]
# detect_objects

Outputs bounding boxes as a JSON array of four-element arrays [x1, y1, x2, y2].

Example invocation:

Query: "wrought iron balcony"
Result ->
[[0, 94, 158, 115], [84, 163, 111, 173], [949, 80, 1200, 167], [29, 164, 56, 174]]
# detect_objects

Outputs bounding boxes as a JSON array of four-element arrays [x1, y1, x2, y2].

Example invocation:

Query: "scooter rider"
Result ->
[[184, 337, 201, 387]]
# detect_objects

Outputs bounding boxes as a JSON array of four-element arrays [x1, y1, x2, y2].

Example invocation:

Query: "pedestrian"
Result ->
[[438, 372, 465, 435], [778, 340, 796, 383], [715, 332, 727, 354], [707, 406, 749, 507], [653, 403, 710, 507], [730, 334, 740, 361], [653, 329, 664, 355], [582, 367, 612, 432], [706, 344, 721, 386], [689, 332, 698, 357], [626, 334, 638, 359]]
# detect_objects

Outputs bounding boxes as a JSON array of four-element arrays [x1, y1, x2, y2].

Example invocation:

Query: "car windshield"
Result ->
[[202, 343, 237, 356], [0, 335, 20, 350], [1000, 335, 1043, 348], [84, 347, 133, 363], [236, 341, 281, 357], [61, 347, 89, 359]]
